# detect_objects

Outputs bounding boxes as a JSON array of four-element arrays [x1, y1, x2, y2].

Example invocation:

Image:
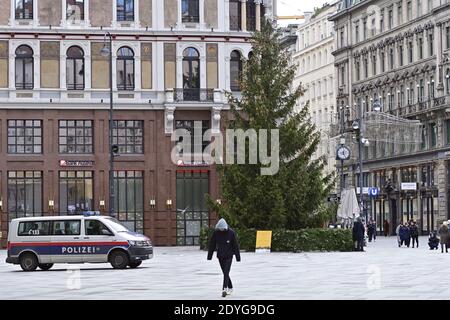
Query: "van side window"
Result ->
[[85, 220, 114, 236], [53, 220, 81, 236], [18, 221, 51, 236]]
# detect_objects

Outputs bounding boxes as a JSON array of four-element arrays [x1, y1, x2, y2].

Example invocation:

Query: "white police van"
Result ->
[[6, 213, 153, 271]]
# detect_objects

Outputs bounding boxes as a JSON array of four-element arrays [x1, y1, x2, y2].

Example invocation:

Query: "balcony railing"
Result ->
[[173, 88, 214, 102], [15, 82, 33, 90]]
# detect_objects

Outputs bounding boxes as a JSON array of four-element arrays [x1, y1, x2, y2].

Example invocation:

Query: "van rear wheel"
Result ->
[[129, 261, 142, 269], [109, 251, 129, 269], [20, 253, 38, 272], [38, 263, 53, 271]]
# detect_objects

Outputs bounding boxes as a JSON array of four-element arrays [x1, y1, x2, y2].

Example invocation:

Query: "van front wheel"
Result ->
[[109, 251, 129, 269], [38, 263, 53, 271], [20, 253, 38, 272]]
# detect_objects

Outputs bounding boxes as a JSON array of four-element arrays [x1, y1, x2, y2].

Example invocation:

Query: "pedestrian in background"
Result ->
[[438, 221, 449, 253], [207, 218, 241, 297], [396, 223, 402, 247], [352, 217, 365, 252], [367, 219, 376, 242], [410, 221, 419, 248], [383, 220, 390, 237]]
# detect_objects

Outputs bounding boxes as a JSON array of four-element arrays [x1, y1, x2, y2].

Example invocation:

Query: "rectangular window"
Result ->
[[7, 171, 42, 221], [397, 5, 403, 25], [430, 123, 437, 148], [408, 41, 413, 63], [182, 0, 200, 23], [418, 37, 423, 59], [399, 45, 404, 66], [363, 20, 367, 40], [355, 25, 359, 43], [371, 18, 376, 36], [53, 220, 81, 236], [446, 120, 450, 145], [407, 1, 412, 20], [229, 0, 241, 31], [389, 48, 394, 69], [112, 120, 144, 154], [66, 0, 84, 20], [117, 0, 134, 21], [59, 120, 93, 154], [446, 27, 450, 50], [380, 11, 384, 32], [175, 120, 210, 162], [18, 221, 50, 236], [15, 0, 33, 19], [8, 120, 42, 154], [59, 171, 93, 215], [388, 9, 393, 29], [114, 171, 144, 233], [428, 33, 434, 56], [417, 0, 422, 16], [421, 125, 427, 150], [380, 52, 385, 72]]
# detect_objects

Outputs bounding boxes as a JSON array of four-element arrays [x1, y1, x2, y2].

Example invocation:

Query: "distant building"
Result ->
[[292, 3, 338, 177]]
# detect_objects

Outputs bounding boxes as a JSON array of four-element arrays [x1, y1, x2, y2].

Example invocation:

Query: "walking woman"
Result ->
[[207, 218, 241, 297], [438, 221, 449, 253]]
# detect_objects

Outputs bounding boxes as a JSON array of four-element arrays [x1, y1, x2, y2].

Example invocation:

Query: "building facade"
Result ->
[[293, 3, 338, 176], [330, 0, 450, 234], [0, 0, 275, 247]]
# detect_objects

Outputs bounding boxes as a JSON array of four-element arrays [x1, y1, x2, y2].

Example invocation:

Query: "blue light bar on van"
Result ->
[[82, 211, 101, 216]]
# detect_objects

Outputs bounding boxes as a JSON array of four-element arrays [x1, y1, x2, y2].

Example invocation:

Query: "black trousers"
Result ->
[[219, 258, 233, 290], [411, 236, 419, 247]]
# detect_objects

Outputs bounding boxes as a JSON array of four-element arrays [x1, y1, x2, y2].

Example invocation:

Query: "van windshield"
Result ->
[[103, 217, 131, 232]]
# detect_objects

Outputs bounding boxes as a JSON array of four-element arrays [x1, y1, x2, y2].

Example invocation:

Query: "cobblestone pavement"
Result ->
[[0, 236, 447, 300]]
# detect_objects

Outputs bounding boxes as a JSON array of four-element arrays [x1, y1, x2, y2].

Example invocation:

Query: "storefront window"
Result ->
[[59, 171, 93, 214], [114, 171, 143, 233], [176, 171, 209, 246], [7, 171, 42, 221]]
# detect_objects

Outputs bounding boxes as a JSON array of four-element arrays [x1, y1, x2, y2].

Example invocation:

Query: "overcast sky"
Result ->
[[277, 0, 331, 26]]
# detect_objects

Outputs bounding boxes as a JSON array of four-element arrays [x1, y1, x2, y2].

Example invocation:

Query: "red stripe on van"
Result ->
[[9, 242, 129, 247]]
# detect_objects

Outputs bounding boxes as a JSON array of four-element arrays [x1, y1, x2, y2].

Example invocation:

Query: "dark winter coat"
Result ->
[[207, 228, 241, 261], [352, 221, 365, 241], [410, 225, 419, 237], [438, 225, 449, 244], [399, 226, 410, 240]]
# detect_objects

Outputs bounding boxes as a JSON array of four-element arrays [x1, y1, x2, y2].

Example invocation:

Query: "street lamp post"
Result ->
[[101, 32, 115, 218]]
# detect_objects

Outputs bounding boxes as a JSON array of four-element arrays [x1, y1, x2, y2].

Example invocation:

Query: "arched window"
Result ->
[[230, 50, 242, 91], [182, 47, 200, 99], [446, 69, 450, 94], [15, 45, 33, 89], [15, 0, 33, 20], [117, 47, 134, 91], [66, 46, 84, 90]]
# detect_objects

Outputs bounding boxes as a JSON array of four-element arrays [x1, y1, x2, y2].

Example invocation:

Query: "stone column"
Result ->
[[255, 0, 261, 31], [436, 159, 447, 227], [241, 0, 247, 31]]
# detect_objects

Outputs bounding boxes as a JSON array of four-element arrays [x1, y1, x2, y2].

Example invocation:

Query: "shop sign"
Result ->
[[60, 160, 94, 167], [401, 182, 417, 191]]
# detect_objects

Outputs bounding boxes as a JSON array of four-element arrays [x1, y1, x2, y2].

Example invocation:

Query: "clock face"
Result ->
[[337, 146, 350, 160]]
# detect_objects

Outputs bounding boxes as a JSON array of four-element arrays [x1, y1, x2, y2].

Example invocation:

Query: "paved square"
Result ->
[[0, 236, 448, 300]]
